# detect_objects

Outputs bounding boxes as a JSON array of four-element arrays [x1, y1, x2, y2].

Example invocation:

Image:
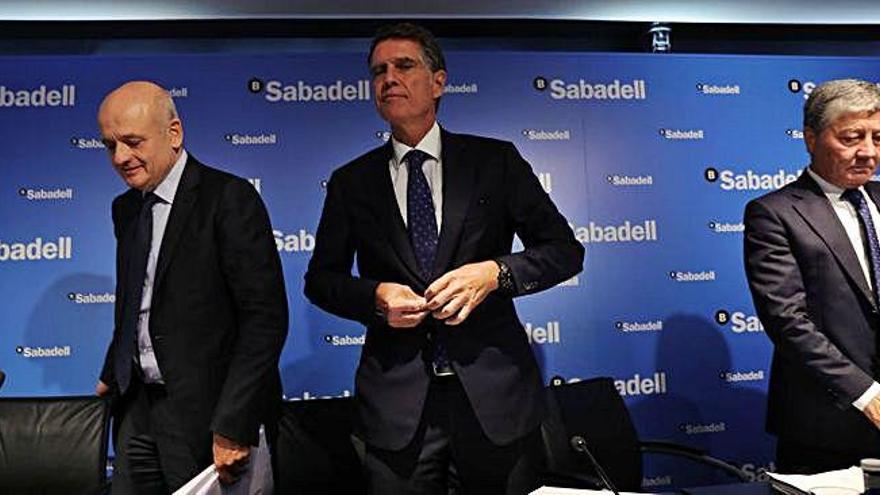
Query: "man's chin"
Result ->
[[379, 107, 408, 122], [843, 174, 876, 188], [121, 175, 149, 191]]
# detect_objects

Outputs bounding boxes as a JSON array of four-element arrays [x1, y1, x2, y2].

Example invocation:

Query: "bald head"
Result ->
[[98, 81, 183, 191], [99, 81, 179, 128]]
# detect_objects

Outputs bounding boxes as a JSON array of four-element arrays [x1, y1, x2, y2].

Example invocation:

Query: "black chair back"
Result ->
[[0, 395, 111, 494], [543, 377, 643, 491], [275, 397, 366, 494]]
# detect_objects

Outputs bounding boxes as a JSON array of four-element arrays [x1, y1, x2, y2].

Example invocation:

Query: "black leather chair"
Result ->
[[541, 377, 748, 491], [0, 395, 111, 494], [274, 396, 366, 494]]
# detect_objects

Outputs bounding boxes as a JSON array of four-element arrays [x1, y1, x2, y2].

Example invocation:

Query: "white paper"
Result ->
[[173, 426, 273, 495], [174, 464, 220, 495], [766, 466, 865, 494], [530, 487, 646, 495]]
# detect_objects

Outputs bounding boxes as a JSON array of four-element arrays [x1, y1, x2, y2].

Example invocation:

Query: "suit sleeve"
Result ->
[[99, 195, 128, 391], [303, 169, 383, 325], [494, 142, 585, 295], [210, 179, 289, 445], [743, 198, 874, 406], [99, 345, 115, 389]]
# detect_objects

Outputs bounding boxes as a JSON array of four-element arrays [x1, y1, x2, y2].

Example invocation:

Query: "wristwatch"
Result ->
[[494, 259, 515, 296]]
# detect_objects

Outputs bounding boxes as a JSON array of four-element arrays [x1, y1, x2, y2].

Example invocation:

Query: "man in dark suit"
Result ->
[[304, 23, 584, 494], [95, 81, 288, 492], [745, 79, 880, 473]]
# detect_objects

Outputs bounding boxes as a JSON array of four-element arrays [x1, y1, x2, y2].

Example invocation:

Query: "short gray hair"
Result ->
[[160, 89, 179, 122], [804, 79, 880, 132], [368, 22, 446, 73]]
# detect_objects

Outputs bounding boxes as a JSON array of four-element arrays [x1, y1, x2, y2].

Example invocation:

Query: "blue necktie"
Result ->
[[842, 188, 880, 304], [405, 149, 438, 278], [115, 192, 160, 394], [404, 150, 452, 375]]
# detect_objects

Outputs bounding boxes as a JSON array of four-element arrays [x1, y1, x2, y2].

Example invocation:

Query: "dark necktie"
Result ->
[[405, 149, 438, 278], [842, 188, 880, 304], [115, 192, 160, 394], [404, 150, 452, 375]]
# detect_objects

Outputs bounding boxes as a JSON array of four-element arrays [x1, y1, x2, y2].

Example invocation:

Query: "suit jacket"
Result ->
[[100, 156, 288, 449], [744, 171, 880, 456], [304, 128, 584, 450]]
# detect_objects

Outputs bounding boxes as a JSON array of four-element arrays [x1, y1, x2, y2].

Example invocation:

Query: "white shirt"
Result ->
[[389, 121, 443, 231], [136, 149, 188, 384], [807, 167, 880, 410]]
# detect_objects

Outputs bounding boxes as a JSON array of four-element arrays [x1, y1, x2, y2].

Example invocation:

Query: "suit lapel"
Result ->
[[154, 156, 200, 291], [116, 190, 142, 310], [369, 142, 424, 282], [866, 181, 880, 216], [792, 172, 876, 308], [433, 129, 474, 277]]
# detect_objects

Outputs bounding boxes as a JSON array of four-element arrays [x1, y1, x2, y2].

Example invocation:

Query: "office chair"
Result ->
[[541, 377, 749, 492], [274, 396, 367, 494], [0, 395, 111, 494]]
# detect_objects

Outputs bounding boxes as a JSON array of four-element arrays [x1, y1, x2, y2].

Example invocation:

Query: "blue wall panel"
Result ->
[[1, 48, 869, 486]]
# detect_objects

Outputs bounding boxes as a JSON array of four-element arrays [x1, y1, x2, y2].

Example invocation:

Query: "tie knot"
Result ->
[[142, 192, 161, 209], [842, 188, 865, 208], [403, 149, 431, 170]]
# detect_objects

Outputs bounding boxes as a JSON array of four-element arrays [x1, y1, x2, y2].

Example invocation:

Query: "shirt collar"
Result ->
[[148, 149, 188, 205], [807, 165, 854, 198], [390, 121, 441, 169]]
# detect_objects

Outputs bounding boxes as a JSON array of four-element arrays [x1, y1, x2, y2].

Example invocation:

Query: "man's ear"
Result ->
[[804, 127, 817, 156], [432, 70, 447, 99], [168, 118, 183, 150]]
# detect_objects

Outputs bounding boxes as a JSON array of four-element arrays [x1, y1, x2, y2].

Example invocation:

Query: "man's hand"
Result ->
[[864, 395, 880, 429], [375, 282, 429, 328], [95, 380, 110, 397], [213, 433, 250, 485], [425, 261, 499, 326]]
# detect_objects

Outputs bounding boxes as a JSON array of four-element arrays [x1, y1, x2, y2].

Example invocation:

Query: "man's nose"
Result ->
[[381, 66, 399, 87], [112, 144, 131, 165], [859, 137, 878, 159]]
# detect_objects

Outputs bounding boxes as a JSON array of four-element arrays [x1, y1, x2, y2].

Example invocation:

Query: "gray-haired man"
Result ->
[[745, 79, 880, 472]]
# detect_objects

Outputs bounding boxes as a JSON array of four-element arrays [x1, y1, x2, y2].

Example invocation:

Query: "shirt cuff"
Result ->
[[853, 382, 880, 411]]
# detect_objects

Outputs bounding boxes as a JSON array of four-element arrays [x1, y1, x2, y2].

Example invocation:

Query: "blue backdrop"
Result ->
[[1, 47, 871, 487]]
